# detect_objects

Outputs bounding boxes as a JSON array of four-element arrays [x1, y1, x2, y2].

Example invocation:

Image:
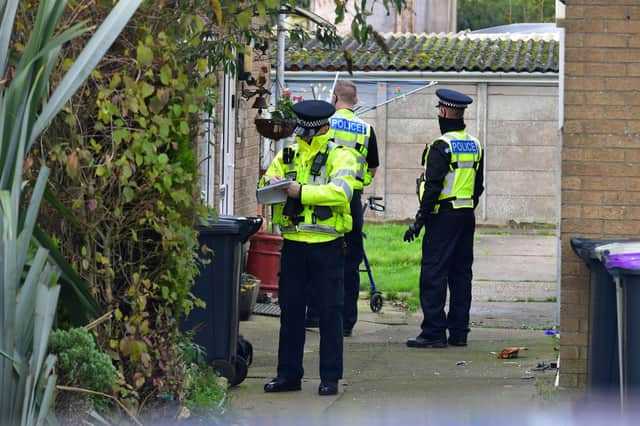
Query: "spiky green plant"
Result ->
[[0, 0, 141, 424]]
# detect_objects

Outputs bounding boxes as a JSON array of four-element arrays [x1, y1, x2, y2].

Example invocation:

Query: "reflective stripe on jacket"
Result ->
[[418, 130, 482, 213], [259, 132, 359, 243], [328, 108, 370, 188]]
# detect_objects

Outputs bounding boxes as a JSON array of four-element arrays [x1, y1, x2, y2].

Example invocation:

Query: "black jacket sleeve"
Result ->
[[366, 127, 380, 169], [418, 140, 450, 217]]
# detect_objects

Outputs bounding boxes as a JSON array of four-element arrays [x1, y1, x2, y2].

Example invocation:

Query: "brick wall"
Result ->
[[560, 0, 640, 390]]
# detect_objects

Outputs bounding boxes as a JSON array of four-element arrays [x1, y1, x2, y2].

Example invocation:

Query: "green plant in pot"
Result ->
[[270, 95, 296, 120], [255, 90, 297, 140], [239, 274, 260, 321]]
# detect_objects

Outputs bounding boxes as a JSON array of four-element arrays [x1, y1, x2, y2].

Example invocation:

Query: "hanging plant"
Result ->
[[255, 90, 297, 139], [254, 117, 296, 140]]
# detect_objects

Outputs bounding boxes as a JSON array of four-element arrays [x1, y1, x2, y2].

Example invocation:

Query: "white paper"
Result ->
[[256, 179, 292, 204]]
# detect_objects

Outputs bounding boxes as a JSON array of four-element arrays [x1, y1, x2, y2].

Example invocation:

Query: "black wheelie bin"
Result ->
[[570, 238, 620, 394], [597, 242, 640, 406], [182, 215, 262, 386]]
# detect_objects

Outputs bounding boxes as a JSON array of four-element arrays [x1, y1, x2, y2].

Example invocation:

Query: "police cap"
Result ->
[[436, 88, 473, 109], [292, 100, 336, 137]]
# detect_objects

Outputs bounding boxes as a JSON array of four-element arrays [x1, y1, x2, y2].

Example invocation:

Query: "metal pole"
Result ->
[[328, 71, 340, 101], [276, 10, 286, 105], [615, 275, 625, 412], [354, 81, 437, 115], [272, 10, 287, 235], [275, 9, 287, 158]]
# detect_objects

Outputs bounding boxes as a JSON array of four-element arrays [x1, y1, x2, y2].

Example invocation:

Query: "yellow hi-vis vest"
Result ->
[[418, 130, 482, 213], [259, 132, 359, 243], [328, 108, 371, 189]]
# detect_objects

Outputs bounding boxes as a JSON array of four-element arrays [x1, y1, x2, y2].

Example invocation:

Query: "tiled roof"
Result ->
[[285, 32, 559, 74]]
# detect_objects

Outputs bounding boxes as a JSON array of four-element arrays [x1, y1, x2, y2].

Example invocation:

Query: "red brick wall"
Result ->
[[561, 1, 640, 389]]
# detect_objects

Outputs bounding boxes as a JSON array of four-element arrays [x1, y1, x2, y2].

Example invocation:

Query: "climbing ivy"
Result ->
[[21, 1, 217, 406], [13, 0, 408, 409]]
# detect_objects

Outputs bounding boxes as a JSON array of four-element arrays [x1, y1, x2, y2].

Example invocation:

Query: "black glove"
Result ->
[[403, 211, 426, 243], [403, 222, 423, 242]]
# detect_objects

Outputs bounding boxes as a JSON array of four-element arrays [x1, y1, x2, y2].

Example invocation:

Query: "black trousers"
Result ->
[[306, 191, 363, 332], [419, 210, 475, 341], [343, 190, 364, 331], [277, 238, 345, 382]]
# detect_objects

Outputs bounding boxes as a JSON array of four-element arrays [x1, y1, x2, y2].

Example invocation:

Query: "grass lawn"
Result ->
[[359, 222, 422, 311]]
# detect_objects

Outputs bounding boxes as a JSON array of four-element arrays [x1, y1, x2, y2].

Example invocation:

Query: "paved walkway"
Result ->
[[225, 233, 564, 424]]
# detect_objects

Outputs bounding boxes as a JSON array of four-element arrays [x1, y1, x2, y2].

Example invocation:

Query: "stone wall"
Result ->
[[361, 82, 559, 226], [560, 0, 640, 390], [224, 71, 559, 226]]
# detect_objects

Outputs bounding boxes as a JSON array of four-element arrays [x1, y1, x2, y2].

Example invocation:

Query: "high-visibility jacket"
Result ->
[[259, 132, 359, 243], [418, 130, 482, 213], [328, 108, 371, 189]]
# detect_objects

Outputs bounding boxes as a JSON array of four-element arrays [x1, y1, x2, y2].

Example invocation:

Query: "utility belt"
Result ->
[[280, 200, 347, 235], [283, 200, 333, 222], [435, 196, 474, 212], [280, 223, 342, 235]]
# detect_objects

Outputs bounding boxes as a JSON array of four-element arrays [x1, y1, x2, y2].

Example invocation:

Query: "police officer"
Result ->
[[306, 80, 380, 337], [404, 89, 484, 348], [260, 100, 359, 396]]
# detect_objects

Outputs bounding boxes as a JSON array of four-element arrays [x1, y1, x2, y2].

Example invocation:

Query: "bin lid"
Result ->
[[604, 252, 640, 270], [594, 241, 640, 257], [198, 216, 263, 243], [570, 237, 618, 261]]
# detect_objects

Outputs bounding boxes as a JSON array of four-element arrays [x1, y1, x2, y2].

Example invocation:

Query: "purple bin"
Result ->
[[605, 252, 640, 270]]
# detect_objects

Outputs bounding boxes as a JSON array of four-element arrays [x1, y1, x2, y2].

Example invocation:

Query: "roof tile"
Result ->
[[284, 32, 560, 74]]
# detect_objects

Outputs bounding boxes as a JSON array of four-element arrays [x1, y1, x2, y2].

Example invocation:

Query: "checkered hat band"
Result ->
[[439, 100, 467, 108], [297, 117, 329, 128]]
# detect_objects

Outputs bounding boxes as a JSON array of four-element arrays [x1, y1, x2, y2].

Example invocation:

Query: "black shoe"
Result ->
[[318, 381, 338, 396], [448, 336, 468, 347], [343, 329, 352, 337], [264, 377, 301, 393], [406, 336, 447, 348], [304, 317, 320, 328]]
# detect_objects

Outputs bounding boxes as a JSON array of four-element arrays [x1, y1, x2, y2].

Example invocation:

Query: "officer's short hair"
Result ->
[[334, 80, 357, 105], [441, 106, 465, 119]]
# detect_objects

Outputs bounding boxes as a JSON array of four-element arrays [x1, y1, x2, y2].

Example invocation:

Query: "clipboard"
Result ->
[[256, 179, 292, 204]]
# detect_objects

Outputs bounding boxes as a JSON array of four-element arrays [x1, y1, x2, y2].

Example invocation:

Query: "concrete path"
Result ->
[[225, 232, 563, 424]]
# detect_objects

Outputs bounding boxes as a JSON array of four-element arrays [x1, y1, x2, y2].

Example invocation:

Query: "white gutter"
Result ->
[[555, 26, 566, 328], [478, 83, 488, 222], [281, 70, 559, 85]]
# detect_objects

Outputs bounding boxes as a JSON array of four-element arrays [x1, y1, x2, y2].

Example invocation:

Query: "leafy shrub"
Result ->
[[183, 365, 228, 410], [49, 328, 118, 418], [49, 328, 118, 407], [15, 0, 401, 411], [19, 1, 215, 406]]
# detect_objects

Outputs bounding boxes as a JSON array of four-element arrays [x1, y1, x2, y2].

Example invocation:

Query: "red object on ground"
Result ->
[[246, 232, 282, 299], [497, 346, 528, 359]]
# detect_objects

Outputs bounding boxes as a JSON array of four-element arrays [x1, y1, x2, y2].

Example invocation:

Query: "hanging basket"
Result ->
[[255, 118, 296, 140]]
